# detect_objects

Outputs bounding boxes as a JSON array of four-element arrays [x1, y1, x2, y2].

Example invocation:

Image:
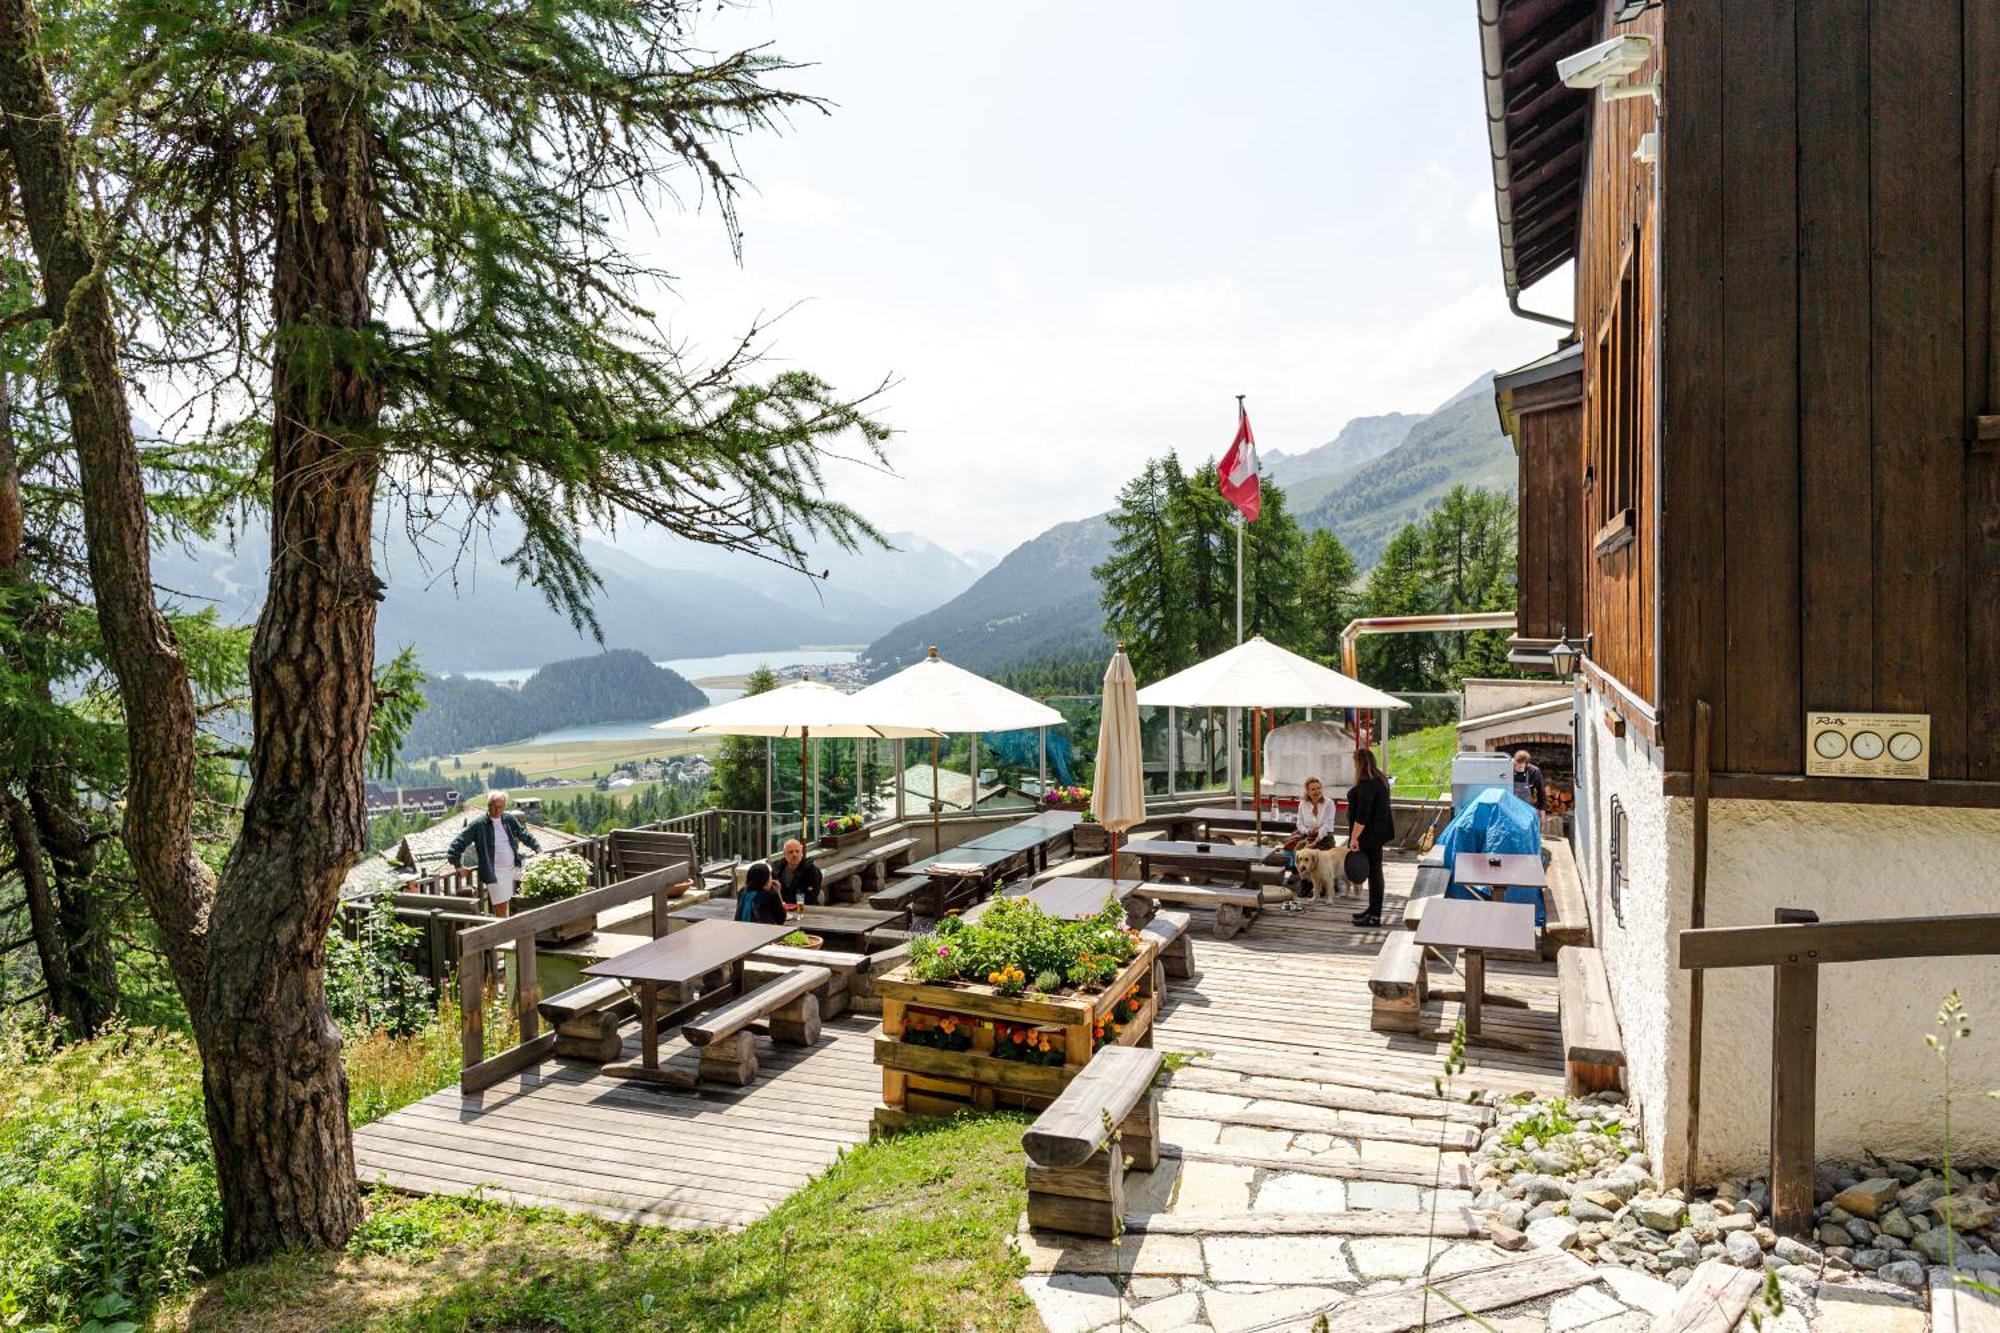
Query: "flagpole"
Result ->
[[1230, 394, 1246, 810]]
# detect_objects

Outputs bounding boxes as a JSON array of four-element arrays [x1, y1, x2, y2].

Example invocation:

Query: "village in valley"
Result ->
[[1, 3, 1998, 1332]]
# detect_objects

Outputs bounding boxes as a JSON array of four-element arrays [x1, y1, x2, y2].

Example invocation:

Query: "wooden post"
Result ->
[[1769, 907, 1821, 1237], [1685, 699, 1713, 1194], [516, 936, 540, 1043], [460, 951, 484, 1074]]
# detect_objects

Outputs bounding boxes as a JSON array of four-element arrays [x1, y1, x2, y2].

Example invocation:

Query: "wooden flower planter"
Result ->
[[869, 941, 1160, 1137], [820, 827, 868, 850], [1070, 823, 1112, 856]]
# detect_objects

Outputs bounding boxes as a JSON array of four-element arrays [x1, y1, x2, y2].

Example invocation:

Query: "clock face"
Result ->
[[1850, 730, 1886, 761], [1813, 730, 1849, 760], [1888, 731, 1924, 762]]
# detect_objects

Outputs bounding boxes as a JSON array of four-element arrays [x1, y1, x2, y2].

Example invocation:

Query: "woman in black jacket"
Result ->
[[1346, 747, 1395, 927], [735, 861, 789, 926]]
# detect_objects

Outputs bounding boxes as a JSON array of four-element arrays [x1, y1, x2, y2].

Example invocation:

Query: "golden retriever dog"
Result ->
[[1293, 847, 1343, 901]]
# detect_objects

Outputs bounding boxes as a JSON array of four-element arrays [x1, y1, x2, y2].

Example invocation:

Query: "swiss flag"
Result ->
[[1219, 401, 1261, 522]]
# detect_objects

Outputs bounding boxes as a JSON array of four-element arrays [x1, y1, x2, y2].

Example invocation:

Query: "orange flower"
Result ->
[[1012, 1031, 1025, 1045]]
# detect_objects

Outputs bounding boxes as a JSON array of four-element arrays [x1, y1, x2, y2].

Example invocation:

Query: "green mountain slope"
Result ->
[[1265, 411, 1423, 513], [861, 514, 1114, 678], [1298, 375, 1514, 565]]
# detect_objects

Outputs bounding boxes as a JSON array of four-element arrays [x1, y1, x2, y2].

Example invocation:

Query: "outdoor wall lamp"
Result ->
[[1549, 629, 1593, 679]]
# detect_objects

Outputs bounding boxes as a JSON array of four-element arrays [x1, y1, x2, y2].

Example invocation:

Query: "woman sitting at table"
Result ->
[[735, 860, 789, 926], [1279, 776, 1338, 900]]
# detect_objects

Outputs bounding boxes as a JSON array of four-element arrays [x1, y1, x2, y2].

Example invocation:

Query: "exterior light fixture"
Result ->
[[1549, 629, 1590, 679]]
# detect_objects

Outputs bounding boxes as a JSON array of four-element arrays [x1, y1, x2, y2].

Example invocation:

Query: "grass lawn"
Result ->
[[1385, 721, 1458, 800], [163, 1114, 1040, 1333], [427, 735, 716, 786]]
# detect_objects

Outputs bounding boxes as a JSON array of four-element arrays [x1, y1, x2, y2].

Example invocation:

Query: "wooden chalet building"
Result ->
[[1478, 0, 2000, 1180]]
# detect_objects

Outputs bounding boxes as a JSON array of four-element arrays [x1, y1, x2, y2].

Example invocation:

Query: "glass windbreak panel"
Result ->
[[1381, 692, 1462, 801], [858, 738, 898, 824], [1173, 707, 1230, 792], [769, 736, 805, 849], [900, 734, 979, 819], [1044, 696, 1100, 792], [977, 729, 1042, 812], [1139, 706, 1171, 796]]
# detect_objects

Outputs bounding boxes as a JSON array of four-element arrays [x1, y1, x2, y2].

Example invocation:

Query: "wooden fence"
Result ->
[[456, 843, 698, 1094], [388, 808, 767, 899], [1678, 910, 2000, 1234]]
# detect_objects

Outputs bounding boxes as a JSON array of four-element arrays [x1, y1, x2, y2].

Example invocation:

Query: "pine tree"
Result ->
[[1240, 477, 1307, 646], [708, 665, 778, 812], [1300, 528, 1361, 666], [1172, 462, 1240, 659], [1095, 455, 1187, 680]]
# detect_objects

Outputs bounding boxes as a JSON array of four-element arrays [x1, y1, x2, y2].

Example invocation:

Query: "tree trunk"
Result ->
[[196, 4, 384, 1258], [0, 0, 212, 1015]]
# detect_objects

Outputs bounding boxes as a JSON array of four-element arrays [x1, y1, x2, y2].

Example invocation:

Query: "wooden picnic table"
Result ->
[[1132, 839, 1272, 888], [583, 920, 793, 1082], [675, 900, 908, 951], [1018, 876, 1151, 923], [1412, 897, 1539, 1046], [1164, 804, 1349, 842]]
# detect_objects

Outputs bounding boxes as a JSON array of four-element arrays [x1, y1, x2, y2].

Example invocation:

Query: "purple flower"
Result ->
[[936, 945, 950, 958]]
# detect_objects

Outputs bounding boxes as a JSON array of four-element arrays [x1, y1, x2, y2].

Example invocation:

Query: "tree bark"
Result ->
[[0, 0, 212, 1014], [195, 3, 383, 1256]]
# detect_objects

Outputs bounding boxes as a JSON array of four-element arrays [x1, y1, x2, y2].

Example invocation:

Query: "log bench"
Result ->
[[1140, 909, 1194, 987], [1127, 881, 1261, 940], [816, 852, 873, 905], [1556, 945, 1625, 1094], [745, 943, 873, 1019], [860, 836, 918, 895], [539, 976, 636, 1063], [1402, 862, 1450, 931], [1022, 1045, 1164, 1238], [848, 940, 909, 1016], [681, 964, 832, 1086], [1368, 931, 1429, 1035]]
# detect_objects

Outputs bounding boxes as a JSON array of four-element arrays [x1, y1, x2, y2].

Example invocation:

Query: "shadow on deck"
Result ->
[[354, 852, 1565, 1227]]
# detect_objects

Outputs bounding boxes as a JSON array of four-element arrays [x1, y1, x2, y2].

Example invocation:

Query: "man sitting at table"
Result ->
[[768, 838, 824, 907]]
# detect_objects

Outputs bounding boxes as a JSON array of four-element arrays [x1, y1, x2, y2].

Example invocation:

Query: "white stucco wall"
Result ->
[[1689, 799, 2000, 1177], [1463, 677, 1574, 721], [1569, 674, 2000, 1180], [1571, 684, 1683, 1177]]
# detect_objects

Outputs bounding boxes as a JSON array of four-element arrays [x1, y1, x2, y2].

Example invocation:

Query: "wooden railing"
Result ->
[[1678, 910, 2000, 1235], [457, 845, 698, 1094]]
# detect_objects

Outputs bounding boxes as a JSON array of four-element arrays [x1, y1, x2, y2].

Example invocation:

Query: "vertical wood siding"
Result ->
[[1658, 0, 2000, 784], [1512, 374, 1587, 644]]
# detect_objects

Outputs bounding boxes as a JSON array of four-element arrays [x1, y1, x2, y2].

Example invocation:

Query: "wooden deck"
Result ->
[[355, 852, 1565, 1227]]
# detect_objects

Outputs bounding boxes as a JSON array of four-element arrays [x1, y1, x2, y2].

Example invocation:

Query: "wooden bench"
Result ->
[[867, 876, 935, 917], [538, 976, 635, 1063], [681, 965, 832, 1085], [608, 828, 698, 883], [848, 940, 909, 1016], [1021, 1045, 1164, 1237], [1127, 881, 1261, 940], [815, 852, 873, 905], [1368, 931, 1429, 1034], [861, 836, 918, 893], [1140, 910, 1194, 986], [745, 943, 872, 1019], [1556, 945, 1625, 1094], [1403, 863, 1450, 931], [1540, 838, 1591, 952]]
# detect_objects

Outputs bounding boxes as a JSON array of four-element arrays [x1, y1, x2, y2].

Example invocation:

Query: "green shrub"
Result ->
[[518, 851, 592, 901], [906, 898, 1137, 991], [327, 896, 436, 1038], [0, 1021, 220, 1327]]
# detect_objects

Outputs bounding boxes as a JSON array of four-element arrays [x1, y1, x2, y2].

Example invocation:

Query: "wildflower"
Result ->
[[936, 945, 950, 958]]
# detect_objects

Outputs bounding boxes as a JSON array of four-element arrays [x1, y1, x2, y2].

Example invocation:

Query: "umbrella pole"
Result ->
[[931, 735, 942, 856], [1253, 707, 1264, 846], [800, 727, 812, 844]]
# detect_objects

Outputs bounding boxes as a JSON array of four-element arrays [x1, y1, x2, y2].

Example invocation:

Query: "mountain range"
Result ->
[[154, 514, 985, 673], [861, 373, 1514, 678]]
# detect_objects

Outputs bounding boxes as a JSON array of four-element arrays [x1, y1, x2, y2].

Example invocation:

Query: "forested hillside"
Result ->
[[400, 650, 706, 758]]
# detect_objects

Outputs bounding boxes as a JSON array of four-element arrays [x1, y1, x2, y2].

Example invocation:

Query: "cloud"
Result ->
[[747, 181, 847, 229], [1093, 278, 1245, 332]]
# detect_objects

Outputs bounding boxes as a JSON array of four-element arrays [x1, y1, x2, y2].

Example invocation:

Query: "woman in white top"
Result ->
[[1280, 776, 1337, 885]]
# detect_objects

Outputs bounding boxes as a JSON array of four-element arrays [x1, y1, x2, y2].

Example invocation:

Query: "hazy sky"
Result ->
[[633, 2, 1571, 561]]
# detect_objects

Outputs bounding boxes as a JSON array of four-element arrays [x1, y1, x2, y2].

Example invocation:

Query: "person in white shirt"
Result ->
[[445, 791, 542, 917], [1280, 776, 1337, 887]]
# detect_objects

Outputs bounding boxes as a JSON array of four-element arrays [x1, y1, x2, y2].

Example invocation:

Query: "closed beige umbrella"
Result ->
[[1091, 645, 1146, 882]]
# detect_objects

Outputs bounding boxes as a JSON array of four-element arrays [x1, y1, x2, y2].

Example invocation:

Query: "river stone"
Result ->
[[1879, 1209, 1914, 1239], [1526, 1200, 1569, 1223], [1527, 1215, 1582, 1251], [1571, 1197, 1618, 1224], [1724, 1230, 1764, 1267], [1915, 1226, 1963, 1264], [1897, 1177, 1951, 1214], [1878, 1259, 1926, 1288], [1773, 1236, 1819, 1267], [1583, 1175, 1641, 1202], [1716, 1213, 1756, 1234], [1822, 1223, 1856, 1246], [1833, 1178, 1901, 1219], [1851, 1248, 1894, 1270], [1520, 1174, 1568, 1204], [1632, 1197, 1685, 1232], [1529, 1148, 1571, 1174], [1935, 1197, 2000, 1232], [1846, 1218, 1879, 1245]]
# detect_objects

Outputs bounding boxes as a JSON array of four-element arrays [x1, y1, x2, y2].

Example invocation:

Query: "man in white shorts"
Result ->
[[445, 791, 542, 917]]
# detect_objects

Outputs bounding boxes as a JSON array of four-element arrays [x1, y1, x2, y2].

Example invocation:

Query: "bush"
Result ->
[[0, 1020, 220, 1328], [906, 898, 1136, 992], [518, 851, 591, 901], [327, 896, 436, 1038]]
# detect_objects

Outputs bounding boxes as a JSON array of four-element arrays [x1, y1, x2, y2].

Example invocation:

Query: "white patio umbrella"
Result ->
[[654, 677, 939, 841], [1134, 634, 1408, 843], [847, 646, 1065, 853], [1091, 645, 1145, 882]]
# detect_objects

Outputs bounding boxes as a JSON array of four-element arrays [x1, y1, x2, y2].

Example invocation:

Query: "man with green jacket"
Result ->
[[446, 791, 542, 917]]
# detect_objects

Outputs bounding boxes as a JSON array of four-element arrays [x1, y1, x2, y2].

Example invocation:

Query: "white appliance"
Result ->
[[1450, 751, 1515, 812]]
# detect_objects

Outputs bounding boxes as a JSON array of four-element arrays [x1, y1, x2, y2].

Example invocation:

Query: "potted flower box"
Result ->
[[868, 898, 1160, 1136], [820, 813, 868, 850], [1070, 815, 1111, 856], [516, 852, 599, 944], [1039, 783, 1092, 813]]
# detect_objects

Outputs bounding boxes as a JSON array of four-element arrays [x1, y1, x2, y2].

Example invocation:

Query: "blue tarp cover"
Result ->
[[1439, 788, 1546, 926]]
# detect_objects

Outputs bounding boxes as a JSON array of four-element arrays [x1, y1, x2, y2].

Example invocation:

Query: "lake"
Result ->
[[480, 646, 863, 746]]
